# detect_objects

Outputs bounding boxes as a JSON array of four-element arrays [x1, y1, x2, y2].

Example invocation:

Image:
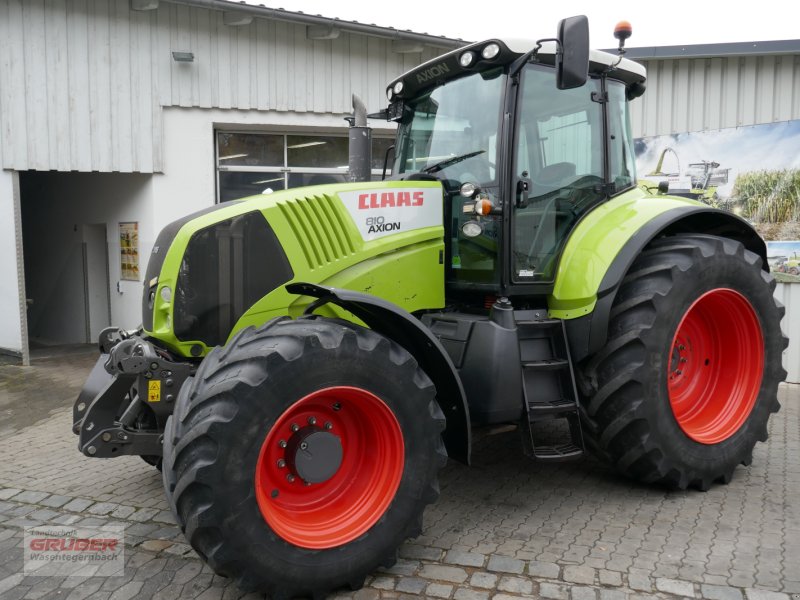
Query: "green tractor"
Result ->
[[72, 16, 786, 598]]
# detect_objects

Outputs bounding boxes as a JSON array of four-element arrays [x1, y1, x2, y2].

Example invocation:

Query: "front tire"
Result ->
[[579, 234, 786, 490], [162, 317, 446, 597]]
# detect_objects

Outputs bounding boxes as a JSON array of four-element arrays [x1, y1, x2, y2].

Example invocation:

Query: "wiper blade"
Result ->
[[422, 150, 486, 174]]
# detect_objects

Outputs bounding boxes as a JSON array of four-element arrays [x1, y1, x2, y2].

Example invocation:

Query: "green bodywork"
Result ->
[[549, 186, 705, 318], [145, 178, 706, 358], [145, 180, 445, 358]]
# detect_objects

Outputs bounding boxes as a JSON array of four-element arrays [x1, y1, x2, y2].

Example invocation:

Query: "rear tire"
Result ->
[[579, 234, 786, 490], [162, 317, 446, 597]]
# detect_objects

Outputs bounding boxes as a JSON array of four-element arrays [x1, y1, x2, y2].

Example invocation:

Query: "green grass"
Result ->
[[734, 169, 800, 223]]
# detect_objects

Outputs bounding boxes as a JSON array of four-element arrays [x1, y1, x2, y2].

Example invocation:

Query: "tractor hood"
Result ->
[[142, 180, 446, 357]]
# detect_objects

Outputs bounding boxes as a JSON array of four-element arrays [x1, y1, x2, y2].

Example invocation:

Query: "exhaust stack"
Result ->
[[347, 94, 372, 182]]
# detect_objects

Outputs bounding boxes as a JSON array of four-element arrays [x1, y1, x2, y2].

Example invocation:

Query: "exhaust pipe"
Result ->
[[347, 94, 372, 183]]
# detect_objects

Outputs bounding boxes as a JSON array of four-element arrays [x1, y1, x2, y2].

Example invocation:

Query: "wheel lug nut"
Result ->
[[679, 345, 685, 351], [291, 423, 299, 432], [279, 439, 287, 449], [308, 416, 317, 425], [676, 369, 683, 375], [300, 442, 308, 451], [277, 459, 286, 468], [333, 403, 341, 411], [680, 357, 687, 363], [324, 421, 333, 430], [287, 474, 295, 483], [304, 481, 311, 487]]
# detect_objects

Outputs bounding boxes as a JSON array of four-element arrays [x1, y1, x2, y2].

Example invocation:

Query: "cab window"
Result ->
[[513, 66, 604, 283]]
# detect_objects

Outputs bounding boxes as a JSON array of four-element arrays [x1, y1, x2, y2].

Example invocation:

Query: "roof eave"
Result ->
[[164, 0, 467, 49], [606, 39, 800, 60]]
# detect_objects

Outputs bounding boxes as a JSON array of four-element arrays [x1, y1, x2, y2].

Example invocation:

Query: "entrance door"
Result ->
[[83, 224, 111, 343]]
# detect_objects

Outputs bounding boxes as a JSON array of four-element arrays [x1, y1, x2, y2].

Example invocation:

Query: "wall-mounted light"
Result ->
[[130, 0, 159, 10], [392, 40, 424, 54], [223, 11, 253, 26], [307, 25, 340, 40], [171, 51, 194, 62]]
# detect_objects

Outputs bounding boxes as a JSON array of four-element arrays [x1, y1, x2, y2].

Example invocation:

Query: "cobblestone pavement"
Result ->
[[0, 349, 798, 600]]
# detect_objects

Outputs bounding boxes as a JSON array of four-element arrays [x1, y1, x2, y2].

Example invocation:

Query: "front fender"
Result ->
[[286, 282, 471, 465]]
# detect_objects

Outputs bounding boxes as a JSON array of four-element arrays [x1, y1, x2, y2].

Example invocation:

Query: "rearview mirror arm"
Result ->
[[509, 38, 561, 78]]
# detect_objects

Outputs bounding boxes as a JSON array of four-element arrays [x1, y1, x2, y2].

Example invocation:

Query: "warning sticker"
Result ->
[[148, 380, 161, 402], [337, 187, 443, 241]]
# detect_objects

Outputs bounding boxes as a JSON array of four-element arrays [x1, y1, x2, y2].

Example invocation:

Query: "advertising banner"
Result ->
[[635, 120, 800, 282]]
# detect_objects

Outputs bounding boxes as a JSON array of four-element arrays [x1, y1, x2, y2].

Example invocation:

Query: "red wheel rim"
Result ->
[[254, 386, 405, 549], [668, 288, 764, 444]]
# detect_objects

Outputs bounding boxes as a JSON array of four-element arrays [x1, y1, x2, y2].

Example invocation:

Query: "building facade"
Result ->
[[1, 1, 799, 372], [0, 0, 459, 362]]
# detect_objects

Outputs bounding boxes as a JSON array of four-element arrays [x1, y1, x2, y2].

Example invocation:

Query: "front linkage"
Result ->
[[72, 327, 194, 459]]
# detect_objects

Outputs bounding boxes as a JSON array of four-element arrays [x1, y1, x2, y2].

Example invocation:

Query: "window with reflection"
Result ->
[[216, 132, 395, 202]]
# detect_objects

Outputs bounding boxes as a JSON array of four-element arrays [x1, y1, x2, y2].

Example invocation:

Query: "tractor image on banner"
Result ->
[[644, 147, 730, 204], [71, 16, 787, 599]]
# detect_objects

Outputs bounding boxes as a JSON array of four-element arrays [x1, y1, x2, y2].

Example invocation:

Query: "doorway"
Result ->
[[19, 171, 150, 347], [82, 224, 111, 342]]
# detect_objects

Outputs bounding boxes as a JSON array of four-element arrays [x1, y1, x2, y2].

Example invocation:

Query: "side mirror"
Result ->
[[556, 15, 590, 90]]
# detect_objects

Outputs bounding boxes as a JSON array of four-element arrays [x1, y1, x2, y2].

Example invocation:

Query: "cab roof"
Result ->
[[387, 38, 647, 102]]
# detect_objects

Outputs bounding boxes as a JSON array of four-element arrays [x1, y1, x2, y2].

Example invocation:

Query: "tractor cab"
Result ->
[[384, 22, 646, 298]]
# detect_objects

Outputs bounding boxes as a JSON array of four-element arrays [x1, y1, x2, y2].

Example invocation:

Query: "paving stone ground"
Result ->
[[0, 347, 799, 599]]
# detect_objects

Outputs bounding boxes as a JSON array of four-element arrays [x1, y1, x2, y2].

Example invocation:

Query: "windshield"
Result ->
[[393, 69, 505, 186], [393, 70, 507, 287]]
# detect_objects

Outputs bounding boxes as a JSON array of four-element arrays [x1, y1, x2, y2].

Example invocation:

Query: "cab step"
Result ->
[[517, 316, 585, 462]]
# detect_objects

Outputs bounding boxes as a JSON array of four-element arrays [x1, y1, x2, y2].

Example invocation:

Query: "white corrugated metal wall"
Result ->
[[0, 0, 448, 174], [630, 54, 800, 137], [774, 284, 799, 382]]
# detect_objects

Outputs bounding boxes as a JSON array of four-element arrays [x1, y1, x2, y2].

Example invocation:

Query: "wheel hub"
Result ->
[[667, 288, 764, 444], [286, 428, 343, 484], [669, 340, 689, 382], [254, 386, 405, 549]]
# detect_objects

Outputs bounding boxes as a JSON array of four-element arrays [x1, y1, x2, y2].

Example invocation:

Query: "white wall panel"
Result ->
[[631, 54, 800, 138], [8, 1, 796, 169], [0, 0, 450, 173], [0, 171, 25, 357], [775, 283, 800, 384]]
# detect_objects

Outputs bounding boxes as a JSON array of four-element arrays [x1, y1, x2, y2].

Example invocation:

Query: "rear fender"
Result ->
[[556, 196, 767, 361], [286, 282, 471, 465]]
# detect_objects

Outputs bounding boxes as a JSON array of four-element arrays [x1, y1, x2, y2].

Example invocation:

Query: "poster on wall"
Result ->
[[119, 222, 140, 281], [635, 119, 800, 282]]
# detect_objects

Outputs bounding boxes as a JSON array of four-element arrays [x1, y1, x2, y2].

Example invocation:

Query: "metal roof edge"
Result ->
[[164, 0, 467, 48], [603, 39, 800, 60]]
